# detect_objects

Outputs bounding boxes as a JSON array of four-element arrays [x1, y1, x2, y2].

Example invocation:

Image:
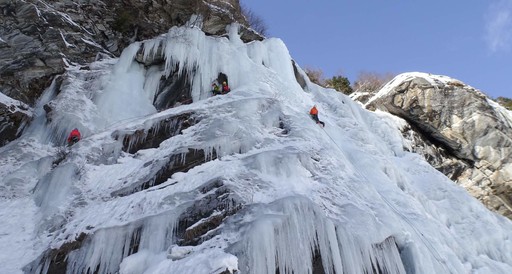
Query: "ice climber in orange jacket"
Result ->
[[310, 105, 325, 127]]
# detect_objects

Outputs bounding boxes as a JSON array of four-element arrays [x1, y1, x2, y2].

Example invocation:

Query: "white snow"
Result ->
[[488, 98, 512, 128], [1, 24, 512, 274], [80, 38, 105, 50], [0, 92, 21, 108], [0, 92, 32, 115], [37, 0, 93, 35], [59, 30, 75, 48]]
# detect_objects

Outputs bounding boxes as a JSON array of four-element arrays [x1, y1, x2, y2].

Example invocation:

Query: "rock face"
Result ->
[[0, 0, 260, 107], [366, 72, 512, 219], [0, 93, 32, 146], [0, 0, 261, 148]]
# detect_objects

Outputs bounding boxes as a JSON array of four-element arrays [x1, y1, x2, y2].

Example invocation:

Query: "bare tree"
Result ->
[[241, 4, 267, 36], [304, 67, 325, 86], [353, 71, 395, 94]]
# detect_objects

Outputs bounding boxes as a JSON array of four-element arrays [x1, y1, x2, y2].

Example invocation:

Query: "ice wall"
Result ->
[[5, 22, 512, 274], [140, 24, 301, 103], [95, 42, 158, 129]]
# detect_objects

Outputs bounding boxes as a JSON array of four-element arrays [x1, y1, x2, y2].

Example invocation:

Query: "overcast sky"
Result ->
[[244, 0, 512, 98]]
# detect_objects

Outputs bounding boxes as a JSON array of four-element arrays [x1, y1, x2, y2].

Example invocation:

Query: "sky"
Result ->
[[244, 0, 512, 99]]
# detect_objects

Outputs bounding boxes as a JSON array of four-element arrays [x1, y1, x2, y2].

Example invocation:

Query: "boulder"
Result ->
[[0, 93, 32, 146], [366, 73, 512, 218]]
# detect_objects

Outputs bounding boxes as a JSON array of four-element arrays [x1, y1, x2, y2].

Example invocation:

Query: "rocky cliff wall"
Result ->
[[366, 73, 512, 218], [0, 0, 259, 106], [0, 0, 261, 145]]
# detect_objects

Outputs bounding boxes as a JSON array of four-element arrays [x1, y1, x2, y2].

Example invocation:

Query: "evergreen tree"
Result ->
[[353, 71, 395, 94], [325, 76, 353, 95]]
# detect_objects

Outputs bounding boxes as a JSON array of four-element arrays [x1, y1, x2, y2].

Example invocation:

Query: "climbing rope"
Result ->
[[321, 127, 344, 153]]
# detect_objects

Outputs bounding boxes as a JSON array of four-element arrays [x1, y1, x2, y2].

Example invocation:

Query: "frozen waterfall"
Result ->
[[1, 24, 511, 274]]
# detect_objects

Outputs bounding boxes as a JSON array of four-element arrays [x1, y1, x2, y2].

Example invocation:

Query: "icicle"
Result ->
[[238, 198, 329, 274], [236, 198, 408, 274], [65, 211, 180, 274], [144, 67, 164, 103], [142, 37, 164, 64], [227, 23, 243, 46], [163, 27, 199, 78], [115, 42, 142, 74], [180, 151, 187, 166], [204, 145, 215, 161]]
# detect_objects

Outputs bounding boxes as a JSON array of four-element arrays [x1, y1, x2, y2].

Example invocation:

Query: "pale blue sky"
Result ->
[[244, 0, 512, 98]]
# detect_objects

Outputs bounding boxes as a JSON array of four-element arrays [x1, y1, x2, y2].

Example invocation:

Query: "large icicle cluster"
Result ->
[[235, 197, 406, 274], [139, 24, 297, 103], [66, 211, 180, 274]]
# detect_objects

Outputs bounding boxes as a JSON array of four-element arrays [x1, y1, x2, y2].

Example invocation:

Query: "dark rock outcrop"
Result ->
[[292, 60, 307, 89], [153, 69, 193, 111], [23, 233, 87, 274], [113, 112, 196, 154], [111, 147, 217, 197], [177, 179, 242, 246], [366, 73, 512, 218], [400, 122, 469, 181], [0, 94, 32, 145]]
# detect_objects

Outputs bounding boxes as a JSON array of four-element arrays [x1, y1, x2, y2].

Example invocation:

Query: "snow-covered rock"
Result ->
[[0, 92, 32, 145], [366, 72, 512, 219]]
